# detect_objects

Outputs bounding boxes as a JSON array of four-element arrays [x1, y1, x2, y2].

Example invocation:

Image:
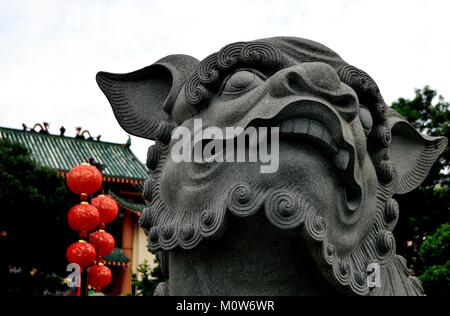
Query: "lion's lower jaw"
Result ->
[[166, 212, 339, 296]]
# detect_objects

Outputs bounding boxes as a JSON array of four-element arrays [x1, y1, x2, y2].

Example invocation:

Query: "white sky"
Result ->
[[1, 0, 449, 163]]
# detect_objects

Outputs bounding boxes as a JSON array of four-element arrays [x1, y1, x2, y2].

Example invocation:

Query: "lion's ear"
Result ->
[[96, 54, 199, 140], [386, 108, 447, 194]]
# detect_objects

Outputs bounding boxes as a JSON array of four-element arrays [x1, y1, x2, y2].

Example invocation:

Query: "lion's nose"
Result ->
[[288, 62, 341, 92], [270, 62, 359, 122]]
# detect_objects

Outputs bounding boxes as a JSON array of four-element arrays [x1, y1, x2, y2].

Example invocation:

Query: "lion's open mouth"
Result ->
[[276, 116, 361, 211], [247, 99, 363, 212], [184, 97, 363, 211], [188, 117, 354, 203], [278, 118, 350, 171]]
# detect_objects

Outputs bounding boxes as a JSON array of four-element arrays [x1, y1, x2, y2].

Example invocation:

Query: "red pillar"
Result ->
[[120, 212, 134, 294]]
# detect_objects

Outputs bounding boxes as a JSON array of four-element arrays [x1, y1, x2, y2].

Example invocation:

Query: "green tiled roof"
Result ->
[[104, 248, 129, 263], [109, 191, 145, 213], [0, 127, 148, 181]]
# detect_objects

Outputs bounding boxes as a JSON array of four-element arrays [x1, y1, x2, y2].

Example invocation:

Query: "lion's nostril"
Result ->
[[286, 71, 308, 95], [345, 185, 362, 212]]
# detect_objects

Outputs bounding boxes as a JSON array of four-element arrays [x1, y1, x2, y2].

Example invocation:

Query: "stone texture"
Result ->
[[97, 37, 447, 296]]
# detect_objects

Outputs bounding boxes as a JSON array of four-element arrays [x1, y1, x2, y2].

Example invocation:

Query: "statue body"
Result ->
[[168, 212, 340, 296], [97, 37, 447, 296]]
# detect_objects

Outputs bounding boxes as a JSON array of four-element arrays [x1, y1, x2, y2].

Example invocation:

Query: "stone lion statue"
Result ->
[[97, 37, 447, 296]]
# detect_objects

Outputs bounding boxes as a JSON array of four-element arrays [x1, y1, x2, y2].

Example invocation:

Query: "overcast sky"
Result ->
[[1, 0, 449, 163]]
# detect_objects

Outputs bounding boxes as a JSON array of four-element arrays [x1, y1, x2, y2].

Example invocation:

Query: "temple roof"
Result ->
[[0, 126, 148, 183], [109, 191, 145, 214], [104, 247, 130, 267]]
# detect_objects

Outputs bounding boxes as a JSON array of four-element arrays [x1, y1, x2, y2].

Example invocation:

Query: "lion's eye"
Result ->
[[222, 70, 263, 95]]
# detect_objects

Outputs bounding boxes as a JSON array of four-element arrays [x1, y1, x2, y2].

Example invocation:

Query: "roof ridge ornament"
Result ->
[[123, 135, 131, 148], [22, 122, 50, 134], [75, 126, 101, 141]]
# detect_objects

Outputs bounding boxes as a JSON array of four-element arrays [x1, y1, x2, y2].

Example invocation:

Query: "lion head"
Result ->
[[97, 37, 447, 295]]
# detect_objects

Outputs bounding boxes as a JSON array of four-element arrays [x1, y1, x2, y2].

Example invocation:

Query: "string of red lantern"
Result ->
[[65, 162, 119, 295], [67, 202, 100, 238], [66, 163, 103, 199], [92, 195, 119, 227], [89, 230, 115, 258], [88, 263, 113, 292], [66, 240, 96, 268]]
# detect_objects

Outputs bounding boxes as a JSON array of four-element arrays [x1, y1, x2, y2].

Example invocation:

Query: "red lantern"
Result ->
[[91, 195, 119, 225], [66, 163, 103, 196], [66, 240, 96, 268], [68, 202, 100, 233], [88, 263, 112, 291], [89, 230, 115, 257]]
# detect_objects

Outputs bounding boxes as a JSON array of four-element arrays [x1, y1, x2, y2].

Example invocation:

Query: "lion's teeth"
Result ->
[[280, 120, 294, 133], [293, 118, 308, 134], [322, 129, 333, 145], [279, 118, 341, 158], [329, 139, 339, 154], [308, 122, 325, 139]]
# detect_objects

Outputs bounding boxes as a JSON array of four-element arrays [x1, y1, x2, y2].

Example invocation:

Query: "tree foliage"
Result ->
[[131, 259, 167, 296], [0, 139, 77, 295], [391, 86, 449, 295], [418, 224, 450, 295]]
